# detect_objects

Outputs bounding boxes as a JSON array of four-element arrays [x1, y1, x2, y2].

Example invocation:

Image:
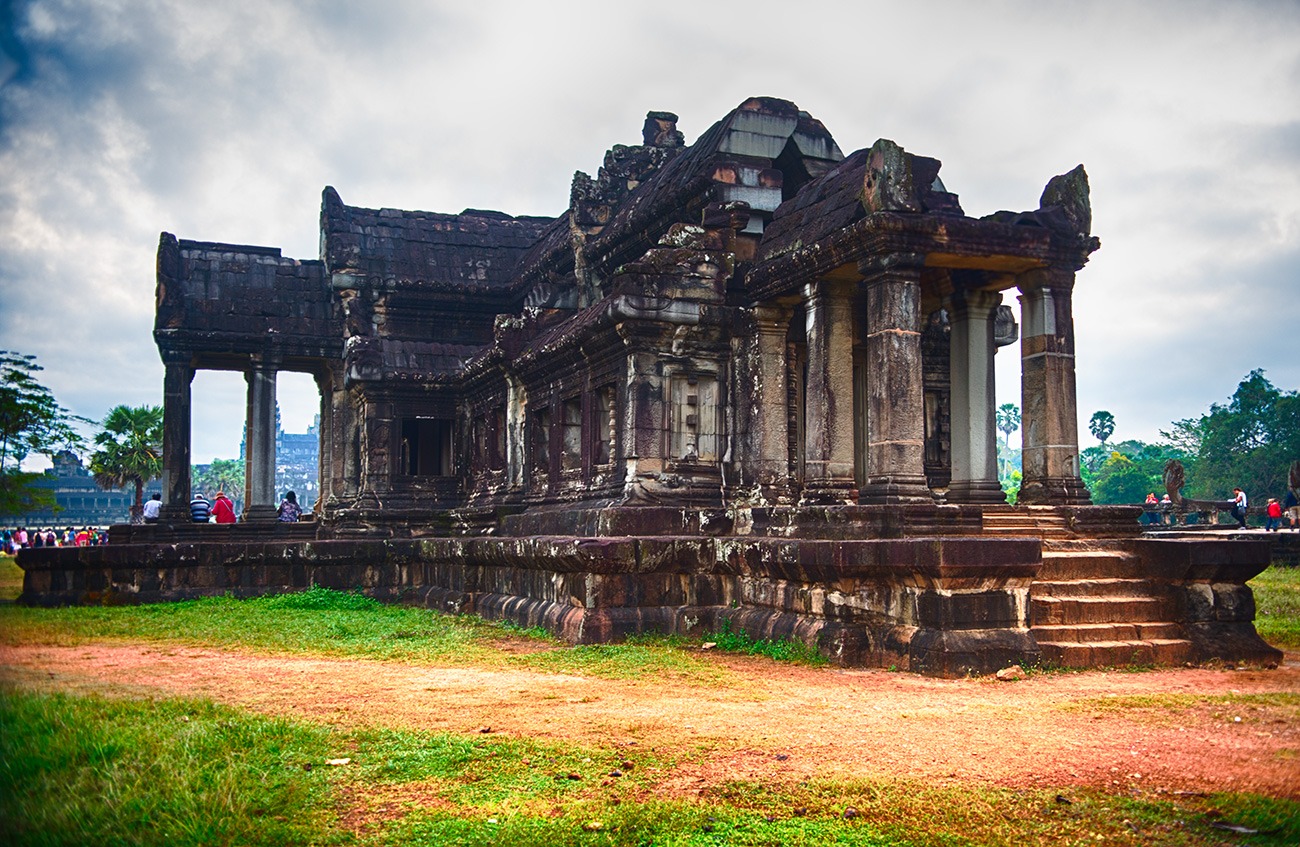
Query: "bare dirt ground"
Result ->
[[2, 642, 1297, 800]]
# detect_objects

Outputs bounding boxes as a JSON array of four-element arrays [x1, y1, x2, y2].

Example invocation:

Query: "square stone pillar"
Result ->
[[947, 288, 1007, 503], [1016, 268, 1090, 505], [160, 354, 193, 521], [242, 362, 279, 521], [314, 368, 337, 514], [858, 258, 933, 504], [747, 302, 795, 501], [800, 279, 858, 504]]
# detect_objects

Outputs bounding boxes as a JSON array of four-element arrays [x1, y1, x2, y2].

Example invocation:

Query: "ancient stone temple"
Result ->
[[20, 98, 1280, 675]]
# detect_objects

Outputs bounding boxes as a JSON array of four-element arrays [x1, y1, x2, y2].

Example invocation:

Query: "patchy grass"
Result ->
[[1060, 691, 1300, 727], [0, 689, 345, 847], [0, 588, 736, 684], [0, 553, 22, 602], [1253, 565, 1300, 650], [704, 620, 829, 666], [4, 688, 1297, 847]]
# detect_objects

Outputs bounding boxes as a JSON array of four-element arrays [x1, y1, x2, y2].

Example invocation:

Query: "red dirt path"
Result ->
[[1, 642, 1297, 799]]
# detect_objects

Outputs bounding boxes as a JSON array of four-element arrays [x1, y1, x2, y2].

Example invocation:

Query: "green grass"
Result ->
[[1253, 565, 1300, 650], [705, 620, 828, 666], [0, 553, 22, 602], [0, 588, 739, 683], [1061, 691, 1300, 725], [0, 689, 346, 846], [4, 688, 1297, 846]]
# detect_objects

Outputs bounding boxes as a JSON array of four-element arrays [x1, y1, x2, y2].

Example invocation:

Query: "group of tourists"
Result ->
[[3, 526, 106, 553], [1231, 487, 1299, 531], [172, 490, 303, 523]]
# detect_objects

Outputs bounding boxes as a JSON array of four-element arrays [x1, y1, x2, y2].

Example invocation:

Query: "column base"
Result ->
[[798, 480, 859, 506], [241, 505, 280, 523], [859, 475, 935, 505], [946, 479, 1010, 505], [1018, 477, 1092, 506]]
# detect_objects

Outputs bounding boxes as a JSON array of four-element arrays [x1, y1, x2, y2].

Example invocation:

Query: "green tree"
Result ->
[[0, 351, 87, 514], [1174, 370, 1300, 502], [995, 403, 1020, 480], [90, 405, 163, 523], [1091, 451, 1157, 505], [1088, 410, 1115, 449], [193, 458, 245, 504]]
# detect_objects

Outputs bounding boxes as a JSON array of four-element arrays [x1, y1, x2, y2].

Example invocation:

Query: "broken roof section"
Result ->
[[320, 186, 556, 294]]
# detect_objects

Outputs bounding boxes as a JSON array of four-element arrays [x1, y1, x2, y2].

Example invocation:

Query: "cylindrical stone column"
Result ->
[[858, 258, 933, 504], [800, 279, 858, 504], [948, 288, 1007, 503], [1016, 267, 1090, 505], [242, 362, 279, 521], [159, 354, 193, 522]]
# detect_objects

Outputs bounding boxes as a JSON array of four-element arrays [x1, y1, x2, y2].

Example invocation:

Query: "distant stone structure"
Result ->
[[0, 451, 160, 528], [20, 98, 1279, 674]]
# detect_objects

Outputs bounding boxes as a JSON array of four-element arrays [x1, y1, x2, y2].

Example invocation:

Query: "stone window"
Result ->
[[594, 386, 615, 465], [561, 397, 582, 471], [400, 418, 453, 476], [491, 407, 507, 471], [670, 375, 719, 462], [531, 408, 551, 476]]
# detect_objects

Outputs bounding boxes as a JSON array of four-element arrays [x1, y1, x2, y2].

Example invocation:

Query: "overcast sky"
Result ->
[[2, 0, 1297, 467]]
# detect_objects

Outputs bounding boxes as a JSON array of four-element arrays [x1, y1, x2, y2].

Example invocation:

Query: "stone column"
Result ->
[[748, 302, 795, 500], [800, 279, 858, 504], [859, 257, 933, 503], [1016, 268, 1090, 505], [160, 353, 194, 521], [314, 368, 335, 515], [242, 362, 279, 521], [947, 288, 1007, 503]]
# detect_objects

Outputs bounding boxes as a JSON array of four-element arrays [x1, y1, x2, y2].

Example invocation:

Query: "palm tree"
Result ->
[[1088, 410, 1116, 449], [90, 405, 163, 524], [995, 403, 1021, 480]]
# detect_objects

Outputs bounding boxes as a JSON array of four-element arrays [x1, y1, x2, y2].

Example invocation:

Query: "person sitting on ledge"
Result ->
[[142, 493, 162, 524], [212, 491, 236, 524], [277, 490, 301, 523], [190, 492, 211, 523]]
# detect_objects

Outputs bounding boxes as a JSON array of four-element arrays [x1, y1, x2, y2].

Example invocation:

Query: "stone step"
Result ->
[[1031, 621, 1185, 643], [1031, 577, 1162, 599], [1038, 551, 1143, 580], [1030, 595, 1172, 626], [1036, 638, 1196, 668]]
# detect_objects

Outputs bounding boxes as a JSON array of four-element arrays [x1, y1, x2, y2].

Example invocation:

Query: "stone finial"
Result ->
[[1038, 165, 1091, 236], [861, 139, 922, 213], [1163, 459, 1185, 506], [643, 111, 684, 147]]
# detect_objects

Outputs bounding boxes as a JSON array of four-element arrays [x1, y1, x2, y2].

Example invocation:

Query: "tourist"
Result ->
[[1285, 489, 1299, 531], [32, 531, 44, 549], [75, 527, 90, 546], [1265, 498, 1283, 532], [142, 493, 162, 524], [212, 491, 236, 524], [276, 490, 301, 522], [15, 527, 27, 548], [1231, 487, 1249, 529], [190, 492, 211, 523]]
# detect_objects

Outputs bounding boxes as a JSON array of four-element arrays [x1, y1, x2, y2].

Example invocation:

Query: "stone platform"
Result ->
[[16, 506, 1282, 676]]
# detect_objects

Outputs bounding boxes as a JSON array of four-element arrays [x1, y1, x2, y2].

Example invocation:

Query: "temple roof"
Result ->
[[320, 186, 556, 291]]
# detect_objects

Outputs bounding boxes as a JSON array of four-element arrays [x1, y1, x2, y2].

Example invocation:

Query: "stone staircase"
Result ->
[[981, 506, 1074, 539], [1029, 546, 1195, 668]]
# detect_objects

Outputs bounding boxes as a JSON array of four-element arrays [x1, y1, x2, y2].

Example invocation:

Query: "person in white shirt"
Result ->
[[142, 493, 162, 523], [1232, 487, 1248, 529]]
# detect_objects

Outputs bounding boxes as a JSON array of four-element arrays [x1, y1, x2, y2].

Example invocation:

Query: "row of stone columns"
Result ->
[[159, 356, 292, 522], [749, 260, 1087, 506]]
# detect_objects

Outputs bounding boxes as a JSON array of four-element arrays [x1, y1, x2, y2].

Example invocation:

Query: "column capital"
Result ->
[[857, 252, 926, 284], [946, 287, 1003, 318], [1015, 265, 1076, 294]]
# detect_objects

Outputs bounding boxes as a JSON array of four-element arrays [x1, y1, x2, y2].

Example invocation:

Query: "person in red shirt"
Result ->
[[212, 491, 237, 524], [74, 528, 90, 546], [1266, 498, 1283, 532]]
